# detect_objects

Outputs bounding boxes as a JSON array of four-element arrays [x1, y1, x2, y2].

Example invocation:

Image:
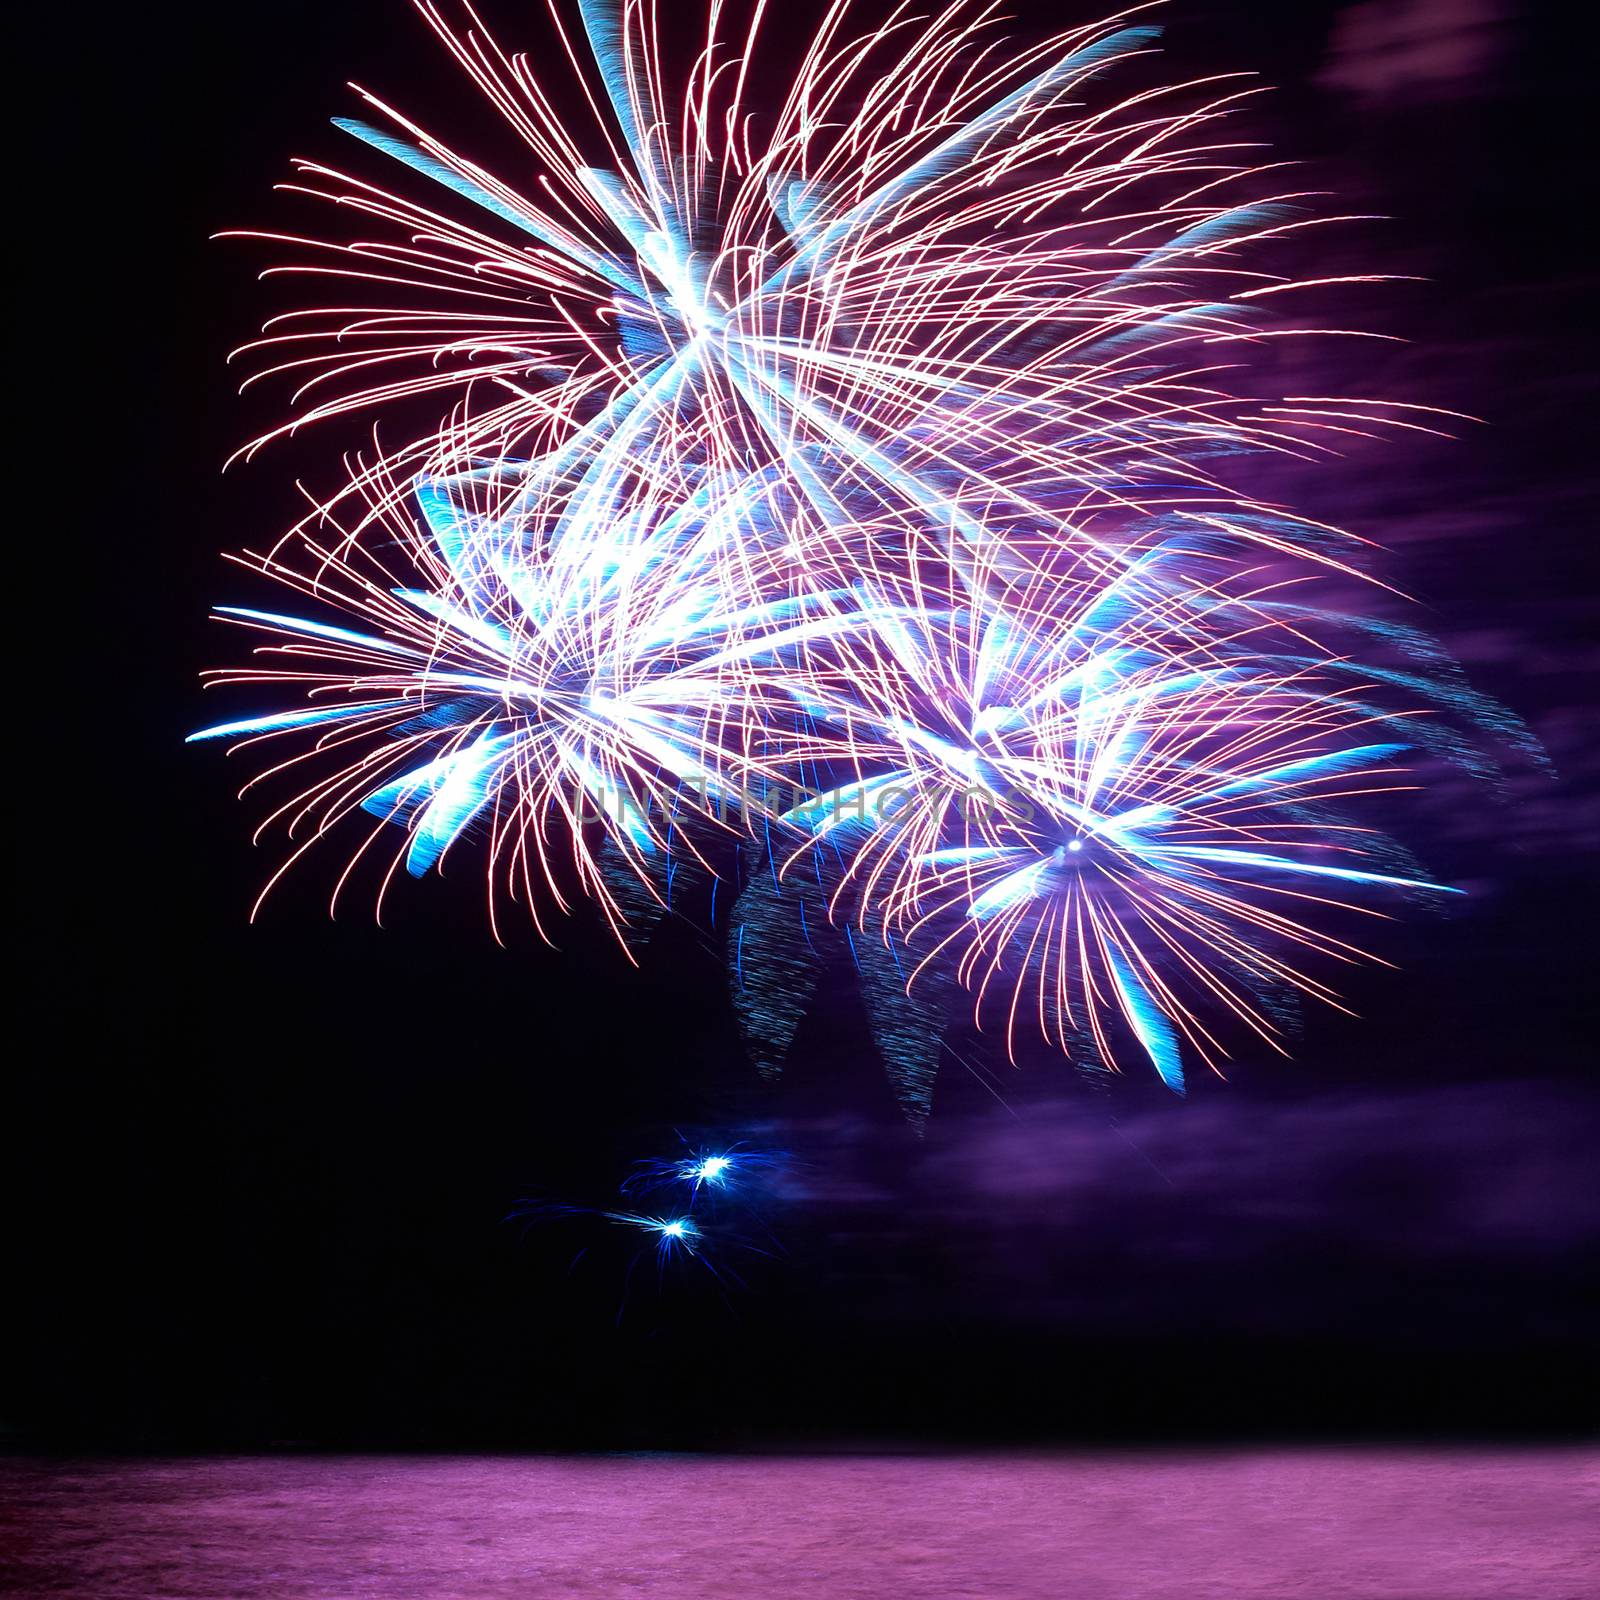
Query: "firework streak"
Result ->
[[193, 0, 1505, 1104]]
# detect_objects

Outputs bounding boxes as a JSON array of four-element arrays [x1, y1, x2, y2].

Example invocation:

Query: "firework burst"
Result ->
[[195, 0, 1502, 1095]]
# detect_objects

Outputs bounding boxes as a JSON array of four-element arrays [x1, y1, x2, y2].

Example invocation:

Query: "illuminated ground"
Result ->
[[4, 1450, 1594, 1598]]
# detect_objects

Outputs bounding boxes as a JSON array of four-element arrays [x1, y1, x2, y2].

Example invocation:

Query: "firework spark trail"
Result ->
[[194, 0, 1507, 1093]]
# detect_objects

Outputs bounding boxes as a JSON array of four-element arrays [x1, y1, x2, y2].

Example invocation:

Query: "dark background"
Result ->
[[11, 0, 1597, 1450]]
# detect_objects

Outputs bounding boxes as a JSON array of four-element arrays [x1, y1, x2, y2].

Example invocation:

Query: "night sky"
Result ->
[[12, 0, 1596, 1451]]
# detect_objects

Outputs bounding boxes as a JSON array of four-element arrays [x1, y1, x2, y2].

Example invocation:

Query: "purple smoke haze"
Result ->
[[767, 1081, 1599, 1332]]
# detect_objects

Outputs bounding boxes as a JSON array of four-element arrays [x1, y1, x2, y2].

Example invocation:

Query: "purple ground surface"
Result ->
[[3, 1450, 1596, 1598]]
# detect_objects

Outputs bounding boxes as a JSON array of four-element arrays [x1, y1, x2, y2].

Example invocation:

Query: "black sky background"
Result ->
[[11, 0, 1597, 1449]]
